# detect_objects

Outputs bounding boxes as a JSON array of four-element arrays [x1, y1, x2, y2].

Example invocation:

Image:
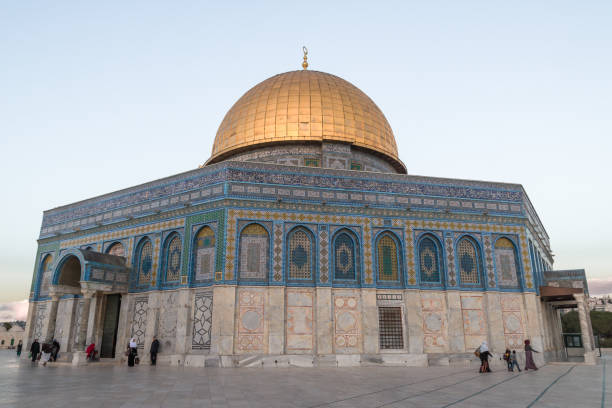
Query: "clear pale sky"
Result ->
[[1, 1, 611, 306]]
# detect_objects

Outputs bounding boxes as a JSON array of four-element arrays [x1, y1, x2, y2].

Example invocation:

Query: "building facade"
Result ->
[[23, 64, 594, 366]]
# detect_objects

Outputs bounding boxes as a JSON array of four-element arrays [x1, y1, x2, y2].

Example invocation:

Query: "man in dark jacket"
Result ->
[[150, 336, 160, 366], [30, 339, 40, 362], [51, 339, 60, 362]]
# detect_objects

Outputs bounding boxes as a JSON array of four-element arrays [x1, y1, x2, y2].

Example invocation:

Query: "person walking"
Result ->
[[477, 341, 492, 373], [150, 336, 160, 366], [40, 343, 52, 367], [16, 340, 23, 357], [127, 338, 138, 367], [503, 348, 512, 371], [30, 339, 40, 363], [51, 339, 60, 362], [524, 339, 539, 370], [509, 350, 521, 372]]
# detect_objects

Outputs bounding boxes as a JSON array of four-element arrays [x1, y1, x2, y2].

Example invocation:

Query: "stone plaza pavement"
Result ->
[[0, 351, 609, 408]]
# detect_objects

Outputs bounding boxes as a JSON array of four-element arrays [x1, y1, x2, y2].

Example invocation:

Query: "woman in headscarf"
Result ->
[[478, 341, 492, 373], [127, 338, 138, 367], [524, 339, 539, 370]]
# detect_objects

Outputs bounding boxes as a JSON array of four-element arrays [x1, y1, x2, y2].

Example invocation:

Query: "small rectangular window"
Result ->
[[350, 162, 362, 170], [378, 307, 404, 349], [304, 158, 320, 167]]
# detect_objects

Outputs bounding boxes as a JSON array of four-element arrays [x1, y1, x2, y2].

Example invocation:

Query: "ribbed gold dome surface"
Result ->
[[208, 70, 404, 172]]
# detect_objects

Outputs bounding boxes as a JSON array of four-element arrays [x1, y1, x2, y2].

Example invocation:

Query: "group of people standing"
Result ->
[[27, 338, 61, 366], [126, 336, 159, 367], [477, 339, 539, 373]]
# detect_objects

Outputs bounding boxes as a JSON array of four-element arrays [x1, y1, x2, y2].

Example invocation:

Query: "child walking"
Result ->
[[509, 350, 521, 372]]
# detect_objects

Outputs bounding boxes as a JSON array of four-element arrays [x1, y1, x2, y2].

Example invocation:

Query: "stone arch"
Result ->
[[106, 241, 125, 257], [55, 254, 83, 288]]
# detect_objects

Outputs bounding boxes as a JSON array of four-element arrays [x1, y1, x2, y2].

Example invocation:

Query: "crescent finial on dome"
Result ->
[[302, 46, 308, 70]]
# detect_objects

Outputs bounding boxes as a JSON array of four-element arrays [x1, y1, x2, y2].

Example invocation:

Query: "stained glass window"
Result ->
[[334, 232, 356, 280], [377, 233, 399, 282], [457, 238, 479, 284], [288, 228, 313, 280], [137, 240, 153, 285], [495, 237, 519, 288], [419, 237, 440, 283], [107, 242, 125, 257], [239, 224, 269, 280], [193, 226, 215, 281], [164, 235, 182, 282]]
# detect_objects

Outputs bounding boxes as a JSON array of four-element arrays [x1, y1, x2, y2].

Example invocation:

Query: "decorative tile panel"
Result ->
[[333, 294, 361, 353], [319, 226, 329, 283], [273, 224, 283, 281], [192, 292, 213, 350], [130, 296, 148, 349], [237, 289, 266, 353], [483, 235, 496, 287]]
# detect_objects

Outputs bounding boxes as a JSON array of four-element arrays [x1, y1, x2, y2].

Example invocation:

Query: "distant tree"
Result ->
[[561, 310, 612, 338], [2, 322, 12, 331], [591, 311, 612, 338], [561, 311, 580, 333]]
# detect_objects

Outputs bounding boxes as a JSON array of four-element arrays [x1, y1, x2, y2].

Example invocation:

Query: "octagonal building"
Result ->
[[24, 61, 595, 367]]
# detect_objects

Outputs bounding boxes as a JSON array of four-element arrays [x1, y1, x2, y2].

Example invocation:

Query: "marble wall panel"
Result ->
[[460, 295, 486, 350], [333, 293, 361, 353], [421, 292, 448, 352], [500, 293, 525, 349], [286, 289, 313, 353], [32, 304, 47, 342], [157, 292, 177, 351], [237, 288, 266, 353]]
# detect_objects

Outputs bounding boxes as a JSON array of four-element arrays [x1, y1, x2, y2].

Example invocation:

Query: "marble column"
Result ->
[[77, 290, 95, 351], [44, 294, 61, 342], [573, 293, 595, 364]]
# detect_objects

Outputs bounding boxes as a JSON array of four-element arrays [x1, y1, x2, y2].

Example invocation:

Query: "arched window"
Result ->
[[38, 254, 53, 297], [106, 242, 125, 257], [287, 227, 314, 280], [163, 234, 182, 282], [193, 226, 215, 281], [419, 236, 442, 284], [238, 224, 269, 281], [376, 232, 400, 282], [495, 237, 520, 288], [333, 230, 358, 281], [457, 237, 481, 285], [136, 239, 153, 285]]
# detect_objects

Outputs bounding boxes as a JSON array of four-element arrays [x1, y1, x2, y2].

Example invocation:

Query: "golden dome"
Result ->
[[207, 70, 405, 173]]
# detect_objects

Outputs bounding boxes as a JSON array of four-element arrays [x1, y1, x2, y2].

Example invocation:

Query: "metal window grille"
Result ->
[[378, 307, 404, 349]]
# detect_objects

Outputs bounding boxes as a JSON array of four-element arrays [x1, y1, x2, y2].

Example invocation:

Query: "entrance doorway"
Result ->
[[100, 294, 121, 358]]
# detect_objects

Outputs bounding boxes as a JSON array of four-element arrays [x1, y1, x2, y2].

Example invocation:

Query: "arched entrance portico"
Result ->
[[41, 248, 129, 363]]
